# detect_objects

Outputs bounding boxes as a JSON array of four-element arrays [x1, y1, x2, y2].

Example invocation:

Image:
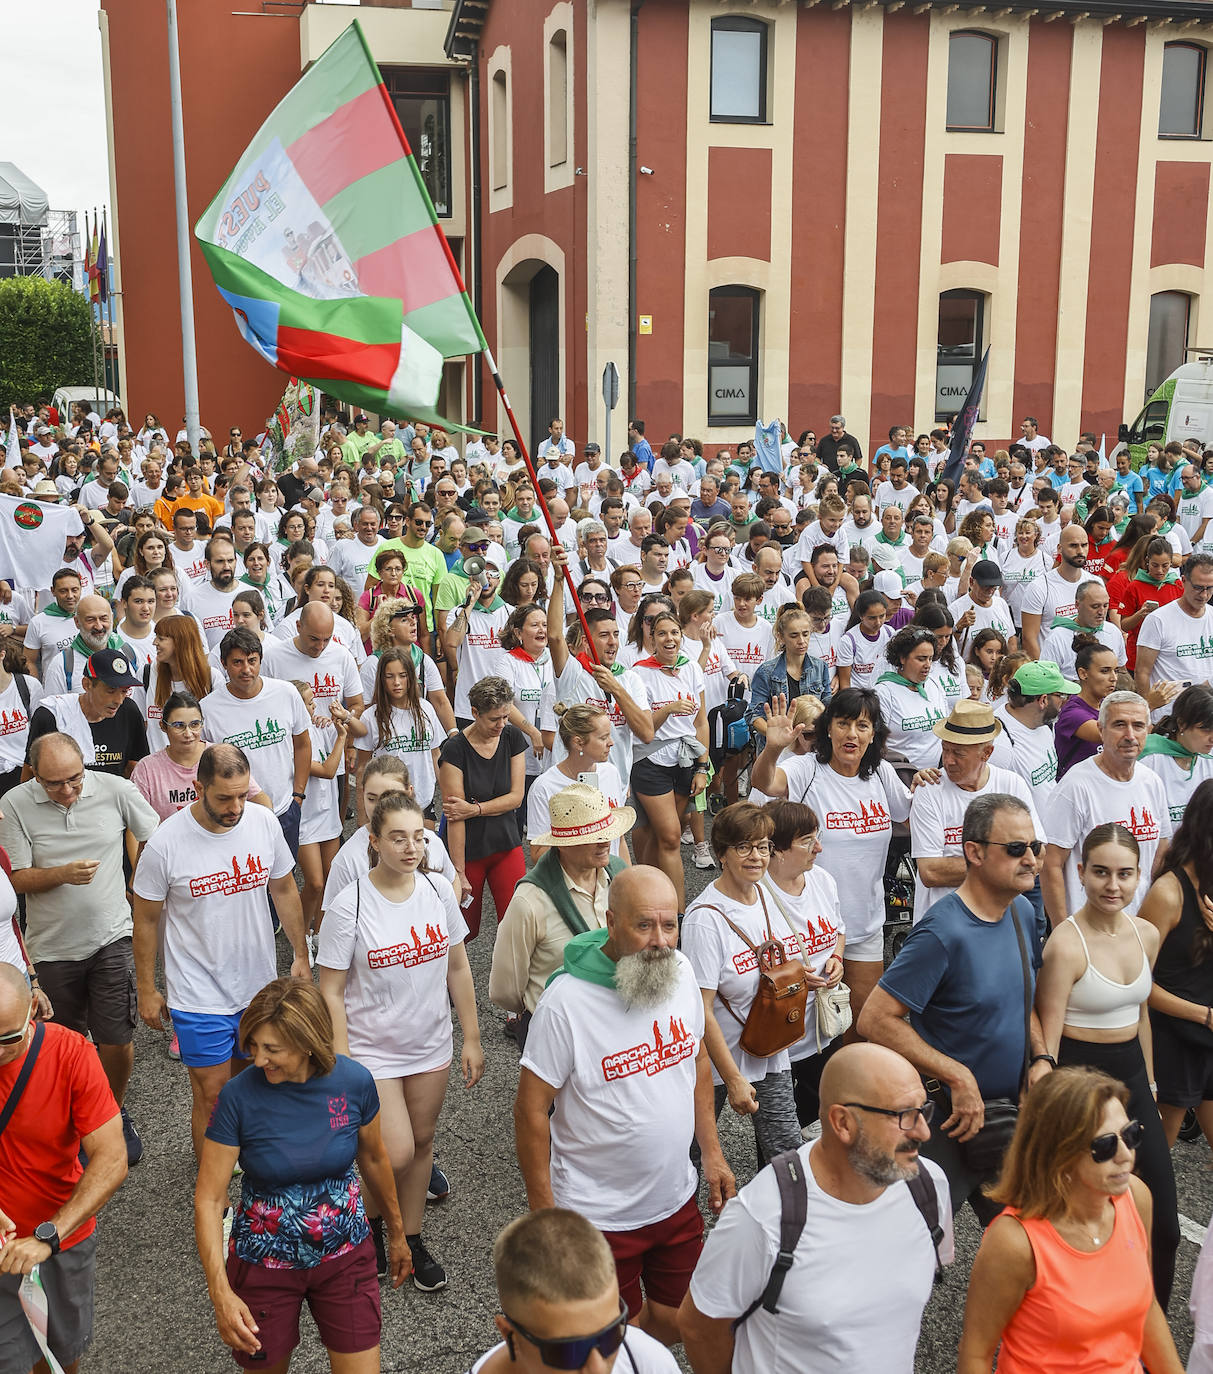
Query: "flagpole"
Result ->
[[358, 34, 599, 661], [103, 209, 117, 401], [87, 210, 101, 417], [166, 0, 202, 456]]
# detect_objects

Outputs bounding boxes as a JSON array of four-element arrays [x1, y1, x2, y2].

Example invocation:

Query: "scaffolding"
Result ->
[[0, 164, 80, 285]]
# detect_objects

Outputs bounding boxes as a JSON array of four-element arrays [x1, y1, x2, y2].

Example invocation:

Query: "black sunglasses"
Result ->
[[505, 1303, 628, 1370], [982, 839, 1044, 858], [1091, 1119, 1143, 1163]]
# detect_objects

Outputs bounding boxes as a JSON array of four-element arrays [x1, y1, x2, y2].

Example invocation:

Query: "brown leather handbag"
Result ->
[[705, 892, 809, 1058]]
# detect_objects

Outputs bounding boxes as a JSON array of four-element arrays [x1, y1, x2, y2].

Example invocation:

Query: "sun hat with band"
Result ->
[[931, 698, 1003, 745], [531, 782, 635, 847]]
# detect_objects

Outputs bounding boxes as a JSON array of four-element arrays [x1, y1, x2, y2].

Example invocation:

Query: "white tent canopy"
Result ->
[[0, 164, 49, 227]]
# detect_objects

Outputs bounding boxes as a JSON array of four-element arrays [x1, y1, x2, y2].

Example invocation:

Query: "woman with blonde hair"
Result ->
[[957, 1067, 1182, 1374], [526, 702, 627, 863], [999, 517, 1049, 630]]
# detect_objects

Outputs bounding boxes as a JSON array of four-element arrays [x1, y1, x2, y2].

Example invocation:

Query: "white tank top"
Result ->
[[1063, 914, 1152, 1031]]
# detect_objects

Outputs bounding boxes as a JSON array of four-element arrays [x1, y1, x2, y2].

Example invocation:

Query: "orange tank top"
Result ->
[[995, 1190, 1152, 1374]]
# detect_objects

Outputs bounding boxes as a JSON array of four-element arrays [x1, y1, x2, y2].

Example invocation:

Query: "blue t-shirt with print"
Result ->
[[879, 893, 1040, 1101], [207, 1055, 379, 1268]]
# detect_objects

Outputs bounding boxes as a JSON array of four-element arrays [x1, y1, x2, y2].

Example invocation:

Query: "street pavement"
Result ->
[[89, 844, 1210, 1373]]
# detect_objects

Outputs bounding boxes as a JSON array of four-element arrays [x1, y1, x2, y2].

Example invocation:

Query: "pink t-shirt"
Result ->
[[130, 749, 263, 822]]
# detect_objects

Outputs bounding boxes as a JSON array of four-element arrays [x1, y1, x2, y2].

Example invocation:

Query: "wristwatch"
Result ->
[[33, 1221, 60, 1254]]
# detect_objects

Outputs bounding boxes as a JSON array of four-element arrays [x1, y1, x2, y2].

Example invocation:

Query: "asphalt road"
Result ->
[[88, 846, 1211, 1373]]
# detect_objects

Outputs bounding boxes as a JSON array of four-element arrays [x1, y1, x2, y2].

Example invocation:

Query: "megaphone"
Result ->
[[463, 555, 486, 580]]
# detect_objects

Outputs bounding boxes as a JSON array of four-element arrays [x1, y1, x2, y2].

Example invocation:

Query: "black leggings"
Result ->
[[1058, 1034, 1179, 1310]]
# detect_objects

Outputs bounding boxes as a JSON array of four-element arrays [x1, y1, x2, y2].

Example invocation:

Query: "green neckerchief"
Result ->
[[877, 670, 927, 698], [1140, 733, 1211, 762], [1049, 615, 1084, 630], [1133, 569, 1180, 587], [519, 858, 625, 947], [471, 594, 506, 613], [1157, 519, 1175, 535], [375, 643, 425, 670], [875, 530, 907, 547], [69, 630, 124, 656], [43, 602, 72, 618]]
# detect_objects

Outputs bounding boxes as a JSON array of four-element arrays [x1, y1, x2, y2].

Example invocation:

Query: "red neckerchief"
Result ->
[[508, 646, 537, 664]]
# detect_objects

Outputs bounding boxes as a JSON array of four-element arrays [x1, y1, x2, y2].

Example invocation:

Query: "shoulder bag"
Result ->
[[0, 1020, 45, 1140], [702, 889, 809, 1058], [760, 877, 851, 1052]]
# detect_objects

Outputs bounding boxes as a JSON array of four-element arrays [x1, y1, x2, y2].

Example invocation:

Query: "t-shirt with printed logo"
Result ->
[[836, 625, 893, 685], [167, 540, 209, 586], [521, 951, 704, 1231], [682, 883, 794, 1087], [715, 613, 773, 672], [260, 636, 362, 774], [760, 869, 843, 1063], [200, 677, 311, 813], [359, 698, 441, 807], [0, 673, 42, 772], [1042, 758, 1173, 916], [318, 873, 468, 1078], [188, 580, 243, 648], [1135, 599, 1213, 718], [132, 802, 294, 1014]]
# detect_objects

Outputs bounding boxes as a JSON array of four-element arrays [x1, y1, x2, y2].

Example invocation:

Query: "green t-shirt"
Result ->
[[435, 569, 472, 614], [341, 432, 375, 465], [374, 437, 407, 465]]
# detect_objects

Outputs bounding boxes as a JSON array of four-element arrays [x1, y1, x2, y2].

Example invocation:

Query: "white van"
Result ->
[[51, 386, 123, 422], [1121, 350, 1213, 464]]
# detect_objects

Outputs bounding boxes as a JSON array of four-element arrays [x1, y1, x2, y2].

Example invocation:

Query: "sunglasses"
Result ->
[[982, 839, 1044, 858], [580, 592, 611, 604], [0, 1002, 33, 1046], [505, 1303, 628, 1370], [1091, 1119, 1143, 1163], [465, 541, 490, 553]]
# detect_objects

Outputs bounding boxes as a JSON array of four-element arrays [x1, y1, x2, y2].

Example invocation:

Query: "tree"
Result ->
[[0, 276, 99, 410]]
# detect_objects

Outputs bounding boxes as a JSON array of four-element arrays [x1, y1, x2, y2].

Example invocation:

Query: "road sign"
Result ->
[[603, 362, 620, 411]]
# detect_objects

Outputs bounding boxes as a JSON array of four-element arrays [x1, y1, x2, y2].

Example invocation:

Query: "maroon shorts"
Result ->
[[225, 1238, 381, 1367], [601, 1194, 704, 1317]]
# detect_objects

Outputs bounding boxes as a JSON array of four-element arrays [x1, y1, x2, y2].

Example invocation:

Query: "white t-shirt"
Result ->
[[689, 1144, 953, 1374], [997, 547, 1049, 620], [716, 614, 774, 673], [543, 659, 649, 783], [321, 826, 454, 912], [835, 625, 892, 687], [841, 519, 880, 554], [685, 636, 741, 713], [874, 481, 916, 514], [521, 952, 703, 1230], [188, 580, 243, 648], [359, 699, 442, 807], [682, 882, 793, 1086], [327, 536, 385, 591], [874, 676, 947, 769], [318, 872, 468, 1077], [1019, 569, 1099, 627], [499, 652, 555, 776], [132, 804, 294, 1015], [632, 659, 705, 766], [359, 646, 442, 702], [1136, 600, 1213, 714], [0, 675, 42, 772], [1141, 750, 1213, 827], [23, 610, 76, 677], [200, 678, 310, 813], [795, 522, 849, 568], [260, 636, 362, 771], [759, 870, 844, 1062], [781, 756, 911, 945], [689, 562, 735, 614], [1177, 486, 1213, 549], [1042, 758, 1173, 916], [757, 578, 799, 627], [988, 704, 1061, 803], [928, 658, 965, 710], [167, 540, 209, 586], [451, 605, 512, 718], [947, 593, 1016, 645], [1037, 619, 1126, 678], [526, 761, 627, 856], [0, 872, 23, 973], [910, 766, 1041, 920]]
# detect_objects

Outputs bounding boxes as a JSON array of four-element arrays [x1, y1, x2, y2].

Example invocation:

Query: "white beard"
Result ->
[[613, 948, 682, 1009]]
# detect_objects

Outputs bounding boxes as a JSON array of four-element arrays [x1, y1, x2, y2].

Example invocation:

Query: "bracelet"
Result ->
[[292, 790, 306, 800], [1205, 1006, 1212, 1030], [1149, 1081, 1158, 1093], [475, 802, 483, 816], [1029, 1053, 1057, 1068]]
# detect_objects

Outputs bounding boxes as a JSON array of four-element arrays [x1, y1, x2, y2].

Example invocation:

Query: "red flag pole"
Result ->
[[366, 67, 600, 662]]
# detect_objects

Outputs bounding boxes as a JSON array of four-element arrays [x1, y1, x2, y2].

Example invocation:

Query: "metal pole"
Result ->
[[87, 210, 101, 417], [103, 209, 118, 401], [166, 0, 201, 456]]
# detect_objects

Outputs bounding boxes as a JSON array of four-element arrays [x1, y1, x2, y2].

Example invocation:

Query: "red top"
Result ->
[[0, 1022, 118, 1248], [996, 1190, 1152, 1374], [1115, 577, 1184, 668]]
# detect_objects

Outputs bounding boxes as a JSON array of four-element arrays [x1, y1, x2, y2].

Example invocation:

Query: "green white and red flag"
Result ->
[[194, 22, 484, 427]]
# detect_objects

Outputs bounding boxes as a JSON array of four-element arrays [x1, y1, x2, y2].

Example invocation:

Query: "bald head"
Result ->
[[0, 961, 31, 1017], [604, 865, 679, 961], [819, 1043, 923, 1121], [296, 601, 334, 657], [609, 865, 676, 918]]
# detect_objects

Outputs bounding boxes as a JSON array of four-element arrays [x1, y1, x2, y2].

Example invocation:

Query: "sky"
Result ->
[[2, 0, 111, 233]]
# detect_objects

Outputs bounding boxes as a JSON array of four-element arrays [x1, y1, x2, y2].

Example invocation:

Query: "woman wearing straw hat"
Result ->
[[490, 782, 634, 1047]]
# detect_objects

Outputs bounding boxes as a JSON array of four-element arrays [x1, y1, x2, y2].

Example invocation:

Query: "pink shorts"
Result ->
[[225, 1238, 380, 1366], [601, 1194, 704, 1316]]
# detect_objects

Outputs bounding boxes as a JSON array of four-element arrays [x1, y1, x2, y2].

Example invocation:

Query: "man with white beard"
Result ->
[[514, 865, 736, 1348]]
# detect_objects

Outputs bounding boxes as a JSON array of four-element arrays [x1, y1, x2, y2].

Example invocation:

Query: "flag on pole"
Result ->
[[96, 214, 109, 305], [939, 348, 991, 489], [753, 419, 783, 474], [194, 21, 485, 428], [87, 213, 101, 305], [5, 410, 20, 469], [82, 213, 94, 300]]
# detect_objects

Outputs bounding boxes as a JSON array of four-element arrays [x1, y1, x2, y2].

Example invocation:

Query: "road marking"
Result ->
[[1181, 1213, 1207, 1247]]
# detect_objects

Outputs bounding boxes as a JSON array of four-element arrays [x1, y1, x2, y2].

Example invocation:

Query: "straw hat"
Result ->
[[931, 698, 1003, 745], [531, 781, 635, 847]]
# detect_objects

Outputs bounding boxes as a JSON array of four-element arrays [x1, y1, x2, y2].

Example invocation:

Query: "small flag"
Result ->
[[939, 348, 990, 489], [82, 213, 94, 299], [87, 213, 101, 304], [194, 21, 484, 429], [96, 214, 109, 305], [753, 419, 783, 474]]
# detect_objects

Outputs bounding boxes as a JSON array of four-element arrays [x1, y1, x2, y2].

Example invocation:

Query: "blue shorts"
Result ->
[[170, 1009, 248, 1068]]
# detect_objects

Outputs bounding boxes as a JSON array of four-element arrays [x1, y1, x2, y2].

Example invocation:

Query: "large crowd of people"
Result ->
[[2, 397, 1213, 1372]]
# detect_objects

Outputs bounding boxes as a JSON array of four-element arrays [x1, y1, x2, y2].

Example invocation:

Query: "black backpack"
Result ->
[[733, 1148, 945, 1329]]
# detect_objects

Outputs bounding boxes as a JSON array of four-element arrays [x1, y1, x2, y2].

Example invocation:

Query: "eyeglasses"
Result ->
[[982, 839, 1044, 858], [36, 770, 85, 793], [165, 719, 203, 732], [504, 1303, 628, 1370], [1091, 1119, 1143, 1163], [619, 581, 643, 593], [580, 593, 611, 604], [0, 1002, 33, 1046], [1188, 582, 1213, 597], [843, 1100, 936, 1131], [730, 841, 772, 857]]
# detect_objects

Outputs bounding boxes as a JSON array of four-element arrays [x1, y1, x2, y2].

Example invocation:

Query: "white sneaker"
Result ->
[[692, 841, 715, 870], [681, 828, 694, 846], [801, 1120, 823, 1142]]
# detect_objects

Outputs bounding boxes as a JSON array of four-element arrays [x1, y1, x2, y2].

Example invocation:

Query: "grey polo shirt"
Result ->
[[0, 771, 160, 962]]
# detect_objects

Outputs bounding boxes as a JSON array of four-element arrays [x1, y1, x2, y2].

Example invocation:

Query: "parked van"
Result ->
[[1121, 350, 1213, 465], [51, 386, 123, 421]]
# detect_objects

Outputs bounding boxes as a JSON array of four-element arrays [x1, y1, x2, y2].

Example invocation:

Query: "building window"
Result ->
[[710, 17, 768, 124], [708, 286, 760, 426], [548, 29, 568, 167], [946, 31, 998, 132], [936, 289, 985, 421], [1160, 43, 1206, 138], [491, 69, 509, 192], [383, 68, 451, 217], [1145, 290, 1191, 398]]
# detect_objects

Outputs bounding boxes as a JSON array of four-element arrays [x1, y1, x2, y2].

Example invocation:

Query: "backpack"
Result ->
[[733, 1148, 945, 1330]]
